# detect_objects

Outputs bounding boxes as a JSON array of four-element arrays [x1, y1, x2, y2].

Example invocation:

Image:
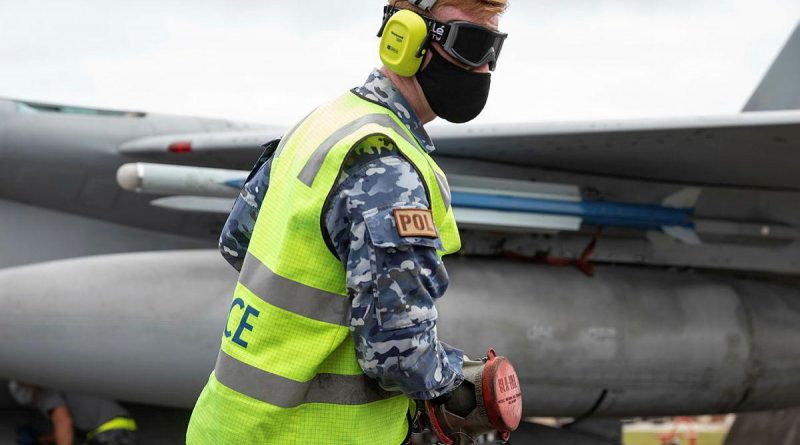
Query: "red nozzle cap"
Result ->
[[481, 349, 523, 433]]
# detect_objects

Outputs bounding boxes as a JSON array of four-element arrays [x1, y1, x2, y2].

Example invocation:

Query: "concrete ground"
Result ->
[[0, 404, 191, 445], [1, 409, 617, 444], [724, 408, 800, 445]]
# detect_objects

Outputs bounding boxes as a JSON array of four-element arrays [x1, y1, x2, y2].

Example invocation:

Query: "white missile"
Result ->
[[116, 162, 246, 198], [116, 163, 797, 244]]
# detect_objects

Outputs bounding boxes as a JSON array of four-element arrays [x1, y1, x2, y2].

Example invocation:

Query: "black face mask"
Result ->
[[416, 49, 492, 123]]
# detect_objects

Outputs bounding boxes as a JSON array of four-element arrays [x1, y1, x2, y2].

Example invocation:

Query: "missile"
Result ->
[[116, 163, 797, 244], [447, 174, 700, 243], [116, 162, 245, 198]]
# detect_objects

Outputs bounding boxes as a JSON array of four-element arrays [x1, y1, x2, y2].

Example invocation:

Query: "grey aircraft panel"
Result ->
[[104, 110, 800, 190], [0, 99, 246, 239], [744, 23, 800, 112], [0, 199, 211, 269], [429, 111, 800, 190], [118, 129, 283, 155], [0, 250, 236, 408], [1, 250, 799, 417]]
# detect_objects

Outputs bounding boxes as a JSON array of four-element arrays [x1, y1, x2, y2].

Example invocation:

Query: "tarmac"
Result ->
[[724, 408, 800, 445], [0, 405, 611, 444], [0, 404, 191, 444], [7, 394, 796, 445]]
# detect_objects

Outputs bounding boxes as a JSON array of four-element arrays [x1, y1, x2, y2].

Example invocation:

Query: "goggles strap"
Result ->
[[382, 6, 451, 44], [409, 0, 437, 11]]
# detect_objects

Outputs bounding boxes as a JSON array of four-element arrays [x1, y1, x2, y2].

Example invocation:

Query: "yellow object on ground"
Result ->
[[86, 417, 137, 441], [624, 431, 727, 445]]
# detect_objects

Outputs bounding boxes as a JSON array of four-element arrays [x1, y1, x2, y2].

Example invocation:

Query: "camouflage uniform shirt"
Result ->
[[219, 69, 464, 400]]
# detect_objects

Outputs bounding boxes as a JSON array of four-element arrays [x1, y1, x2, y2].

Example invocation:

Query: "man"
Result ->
[[187, 1, 508, 443], [8, 381, 137, 445]]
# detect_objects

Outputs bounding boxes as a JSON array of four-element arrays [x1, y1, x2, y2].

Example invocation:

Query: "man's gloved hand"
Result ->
[[419, 349, 523, 445]]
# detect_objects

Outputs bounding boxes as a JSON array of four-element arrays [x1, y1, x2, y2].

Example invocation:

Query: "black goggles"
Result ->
[[383, 6, 508, 71]]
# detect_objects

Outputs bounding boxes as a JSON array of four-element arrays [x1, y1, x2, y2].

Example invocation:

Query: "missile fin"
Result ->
[[662, 225, 702, 245], [662, 188, 702, 209]]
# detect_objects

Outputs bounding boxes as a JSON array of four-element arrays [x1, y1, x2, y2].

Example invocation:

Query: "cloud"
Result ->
[[0, 0, 798, 126]]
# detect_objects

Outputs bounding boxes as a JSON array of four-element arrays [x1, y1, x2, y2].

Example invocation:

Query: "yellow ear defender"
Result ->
[[378, 8, 431, 77]]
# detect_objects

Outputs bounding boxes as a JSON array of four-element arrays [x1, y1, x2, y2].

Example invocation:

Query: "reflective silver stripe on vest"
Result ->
[[433, 169, 452, 210], [274, 109, 315, 159], [215, 350, 400, 408], [297, 113, 417, 186], [239, 253, 350, 326]]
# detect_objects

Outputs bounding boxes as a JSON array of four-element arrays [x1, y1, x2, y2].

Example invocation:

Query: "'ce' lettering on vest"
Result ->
[[224, 297, 260, 349]]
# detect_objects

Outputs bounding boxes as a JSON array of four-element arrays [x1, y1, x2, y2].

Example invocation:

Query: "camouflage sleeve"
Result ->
[[324, 148, 465, 400], [218, 142, 277, 271]]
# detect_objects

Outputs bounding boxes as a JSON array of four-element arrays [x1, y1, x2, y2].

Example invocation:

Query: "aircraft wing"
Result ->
[[120, 110, 800, 191], [429, 110, 800, 190]]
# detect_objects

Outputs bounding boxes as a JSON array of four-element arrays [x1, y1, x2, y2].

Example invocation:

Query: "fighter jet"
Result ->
[[1, 21, 799, 444]]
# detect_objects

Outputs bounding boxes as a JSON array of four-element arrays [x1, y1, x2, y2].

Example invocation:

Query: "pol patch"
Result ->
[[393, 208, 438, 238]]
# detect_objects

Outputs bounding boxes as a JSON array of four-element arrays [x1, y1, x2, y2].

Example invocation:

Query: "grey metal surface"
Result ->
[[1, 250, 799, 417], [449, 174, 581, 201], [0, 250, 235, 408], [429, 110, 800, 191], [439, 258, 800, 417], [744, 23, 800, 112], [0, 98, 260, 240], [118, 129, 281, 155], [0, 199, 210, 269]]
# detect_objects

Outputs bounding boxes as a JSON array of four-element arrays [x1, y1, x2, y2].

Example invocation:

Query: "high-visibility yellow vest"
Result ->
[[187, 91, 461, 445]]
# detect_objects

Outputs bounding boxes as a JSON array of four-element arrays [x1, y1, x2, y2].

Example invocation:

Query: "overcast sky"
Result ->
[[1, 1, 798, 127]]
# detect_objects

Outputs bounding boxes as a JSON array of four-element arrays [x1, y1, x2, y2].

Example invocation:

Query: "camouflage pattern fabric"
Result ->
[[218, 144, 275, 272], [352, 70, 436, 153], [219, 69, 464, 399]]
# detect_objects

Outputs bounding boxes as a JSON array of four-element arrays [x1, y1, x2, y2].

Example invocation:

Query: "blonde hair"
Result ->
[[390, 0, 508, 20]]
